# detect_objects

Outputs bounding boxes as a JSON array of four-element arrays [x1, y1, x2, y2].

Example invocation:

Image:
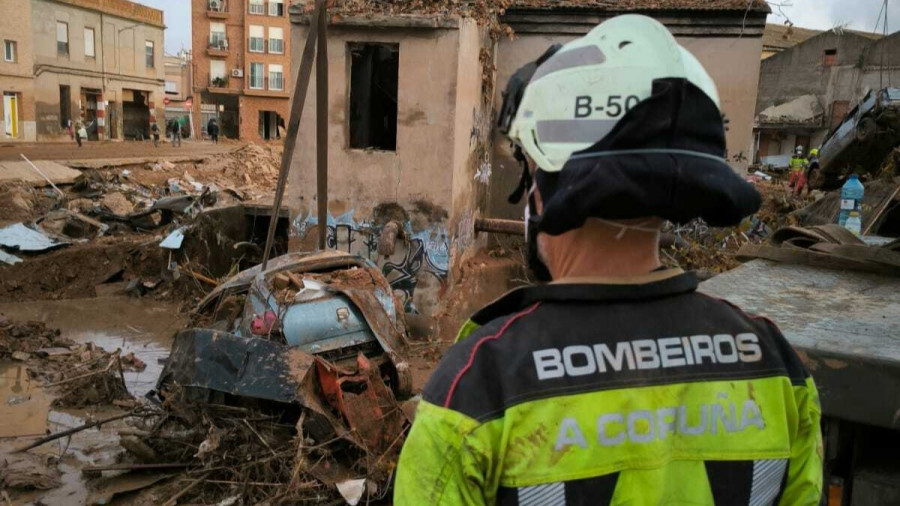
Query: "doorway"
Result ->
[[82, 89, 101, 140], [123, 90, 150, 140], [3, 92, 18, 139], [258, 111, 283, 140], [108, 101, 118, 139]]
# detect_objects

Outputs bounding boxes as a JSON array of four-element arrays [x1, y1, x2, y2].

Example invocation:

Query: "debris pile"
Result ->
[[0, 452, 61, 492], [0, 318, 137, 408], [0, 146, 286, 304], [124, 350, 407, 505], [661, 182, 807, 275]]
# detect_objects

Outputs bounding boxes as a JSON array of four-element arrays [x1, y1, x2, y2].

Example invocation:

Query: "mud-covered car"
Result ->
[[155, 250, 412, 405], [817, 87, 900, 188]]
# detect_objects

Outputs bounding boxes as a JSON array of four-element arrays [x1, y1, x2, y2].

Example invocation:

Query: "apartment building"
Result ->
[[192, 0, 291, 142], [0, 0, 36, 141], [164, 51, 193, 136], [28, 0, 165, 141]]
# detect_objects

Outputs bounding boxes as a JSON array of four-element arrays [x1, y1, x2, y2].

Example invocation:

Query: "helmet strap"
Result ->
[[594, 218, 660, 240], [524, 185, 552, 282], [507, 145, 533, 205]]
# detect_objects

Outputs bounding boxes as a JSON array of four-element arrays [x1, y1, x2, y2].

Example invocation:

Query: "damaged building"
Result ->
[[753, 28, 892, 165], [285, 0, 771, 316]]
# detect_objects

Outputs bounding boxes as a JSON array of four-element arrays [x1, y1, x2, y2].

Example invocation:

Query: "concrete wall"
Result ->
[[31, 0, 165, 140], [857, 32, 900, 98], [164, 55, 190, 101], [756, 32, 874, 116], [288, 21, 486, 315], [489, 31, 764, 220], [0, 0, 36, 141], [448, 19, 491, 270], [681, 36, 763, 166]]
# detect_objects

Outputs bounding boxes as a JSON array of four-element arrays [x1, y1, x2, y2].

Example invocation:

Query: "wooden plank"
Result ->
[[290, 13, 459, 29], [735, 243, 900, 276], [261, 0, 324, 270]]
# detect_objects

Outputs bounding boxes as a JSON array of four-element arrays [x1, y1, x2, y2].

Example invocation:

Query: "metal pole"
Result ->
[[316, 4, 329, 251], [260, 0, 324, 270], [20, 154, 64, 197], [474, 218, 525, 237]]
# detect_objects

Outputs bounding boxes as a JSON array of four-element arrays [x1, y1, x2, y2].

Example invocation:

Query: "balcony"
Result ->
[[208, 76, 238, 95], [207, 37, 229, 57], [207, 0, 228, 18]]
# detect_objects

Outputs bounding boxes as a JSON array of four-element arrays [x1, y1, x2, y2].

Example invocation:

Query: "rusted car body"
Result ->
[[156, 251, 412, 406], [817, 87, 900, 188]]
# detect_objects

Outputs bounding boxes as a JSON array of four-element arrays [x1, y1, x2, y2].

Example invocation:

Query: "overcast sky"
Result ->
[[137, 0, 191, 55], [137, 0, 896, 55], [764, 0, 896, 35]]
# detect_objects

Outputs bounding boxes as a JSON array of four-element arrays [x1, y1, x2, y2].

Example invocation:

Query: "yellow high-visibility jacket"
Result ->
[[395, 270, 823, 505]]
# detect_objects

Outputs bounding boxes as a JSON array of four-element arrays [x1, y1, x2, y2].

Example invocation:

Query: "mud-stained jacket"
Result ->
[[395, 269, 822, 505]]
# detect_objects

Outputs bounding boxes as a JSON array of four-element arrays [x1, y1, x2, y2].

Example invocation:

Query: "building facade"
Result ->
[[29, 0, 165, 141], [0, 0, 37, 142], [164, 51, 193, 136], [191, 0, 291, 142]]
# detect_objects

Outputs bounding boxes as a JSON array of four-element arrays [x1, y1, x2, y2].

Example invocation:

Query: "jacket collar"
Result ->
[[470, 270, 698, 326]]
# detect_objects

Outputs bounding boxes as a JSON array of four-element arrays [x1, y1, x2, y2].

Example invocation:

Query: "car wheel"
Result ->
[[857, 117, 877, 141]]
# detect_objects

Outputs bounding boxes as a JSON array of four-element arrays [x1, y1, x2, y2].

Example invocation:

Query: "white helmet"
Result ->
[[507, 15, 721, 173], [795, 145, 804, 154]]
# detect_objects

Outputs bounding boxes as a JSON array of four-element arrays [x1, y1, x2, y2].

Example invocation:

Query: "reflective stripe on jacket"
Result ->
[[395, 270, 823, 505]]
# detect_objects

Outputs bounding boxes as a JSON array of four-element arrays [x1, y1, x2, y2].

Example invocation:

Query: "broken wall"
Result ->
[[287, 18, 489, 315], [755, 31, 873, 117]]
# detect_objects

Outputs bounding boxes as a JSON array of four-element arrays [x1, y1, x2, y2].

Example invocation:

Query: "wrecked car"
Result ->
[[155, 250, 413, 410], [817, 87, 900, 188]]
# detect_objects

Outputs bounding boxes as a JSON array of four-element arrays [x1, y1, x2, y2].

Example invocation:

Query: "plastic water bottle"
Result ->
[[838, 174, 865, 226], [845, 211, 862, 236]]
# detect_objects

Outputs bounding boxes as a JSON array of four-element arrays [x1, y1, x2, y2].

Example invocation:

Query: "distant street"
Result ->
[[0, 139, 237, 162]]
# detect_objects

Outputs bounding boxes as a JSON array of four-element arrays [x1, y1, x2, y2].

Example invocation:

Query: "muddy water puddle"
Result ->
[[0, 296, 187, 505], [0, 296, 187, 397]]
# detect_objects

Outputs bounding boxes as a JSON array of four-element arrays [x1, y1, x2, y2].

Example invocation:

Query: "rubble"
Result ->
[[0, 452, 61, 491], [756, 94, 824, 125], [660, 182, 807, 275], [0, 319, 132, 408]]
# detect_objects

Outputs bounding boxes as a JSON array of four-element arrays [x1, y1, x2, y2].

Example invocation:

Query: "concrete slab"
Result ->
[[701, 259, 900, 429], [0, 160, 81, 187]]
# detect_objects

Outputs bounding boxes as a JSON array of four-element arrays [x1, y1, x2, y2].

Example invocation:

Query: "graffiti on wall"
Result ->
[[293, 208, 449, 313]]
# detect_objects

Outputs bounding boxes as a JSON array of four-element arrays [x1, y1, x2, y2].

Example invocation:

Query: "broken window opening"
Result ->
[[824, 49, 837, 67], [348, 42, 399, 151]]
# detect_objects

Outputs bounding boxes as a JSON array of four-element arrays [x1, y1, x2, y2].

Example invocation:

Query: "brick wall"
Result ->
[[238, 95, 289, 141]]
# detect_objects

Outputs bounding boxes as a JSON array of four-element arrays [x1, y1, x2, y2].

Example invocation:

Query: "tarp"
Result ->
[[0, 223, 68, 252]]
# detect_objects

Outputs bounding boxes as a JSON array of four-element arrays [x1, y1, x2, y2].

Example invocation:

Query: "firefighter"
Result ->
[[395, 15, 822, 506], [797, 148, 820, 197], [789, 145, 808, 191]]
